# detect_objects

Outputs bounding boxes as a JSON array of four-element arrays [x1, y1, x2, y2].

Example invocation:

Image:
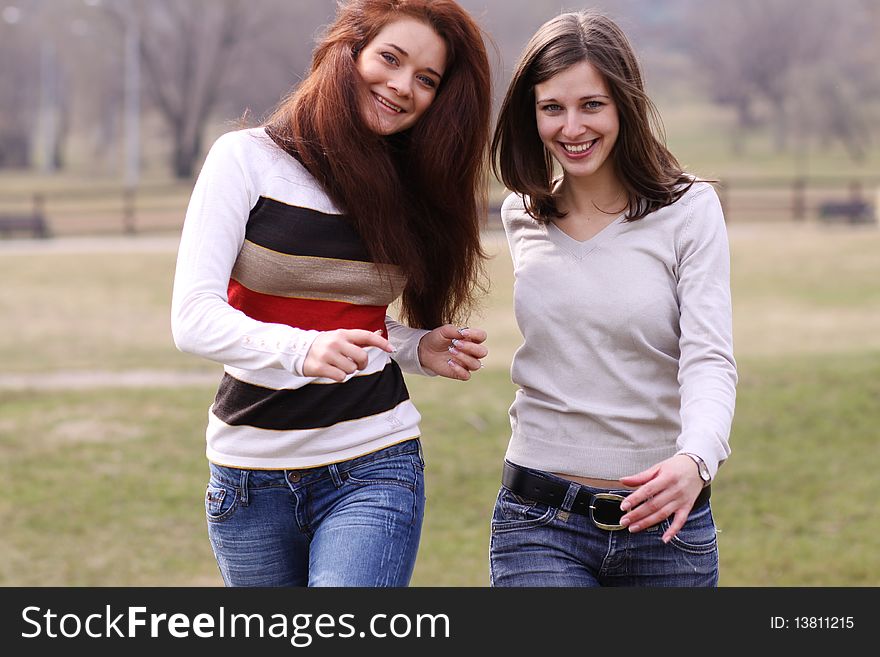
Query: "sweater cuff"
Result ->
[[386, 319, 436, 377]]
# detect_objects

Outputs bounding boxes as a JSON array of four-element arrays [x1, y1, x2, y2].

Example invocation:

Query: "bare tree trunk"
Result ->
[[137, 0, 250, 179]]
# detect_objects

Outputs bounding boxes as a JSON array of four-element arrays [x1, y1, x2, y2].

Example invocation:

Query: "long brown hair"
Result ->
[[492, 11, 694, 222], [265, 0, 491, 329]]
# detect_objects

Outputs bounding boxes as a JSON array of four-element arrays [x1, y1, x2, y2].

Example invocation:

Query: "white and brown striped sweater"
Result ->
[[172, 128, 430, 469]]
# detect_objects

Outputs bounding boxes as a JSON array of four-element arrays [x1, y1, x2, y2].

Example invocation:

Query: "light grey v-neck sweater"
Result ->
[[501, 182, 737, 480]]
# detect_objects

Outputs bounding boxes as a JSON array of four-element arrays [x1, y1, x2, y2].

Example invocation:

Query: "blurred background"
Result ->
[[1, 0, 878, 586]]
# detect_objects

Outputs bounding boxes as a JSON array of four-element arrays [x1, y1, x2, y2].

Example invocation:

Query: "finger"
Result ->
[[446, 358, 471, 381], [450, 338, 488, 360], [342, 329, 394, 352], [618, 466, 661, 496], [619, 477, 660, 512], [662, 508, 690, 543], [623, 499, 677, 533], [338, 343, 369, 370], [457, 326, 487, 343], [312, 363, 349, 382], [327, 352, 359, 376], [620, 490, 665, 526], [447, 345, 483, 371]]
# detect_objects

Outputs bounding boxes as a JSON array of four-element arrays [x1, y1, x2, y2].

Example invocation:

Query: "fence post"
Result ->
[[718, 181, 730, 222], [792, 178, 806, 221], [123, 187, 136, 234], [33, 192, 45, 219]]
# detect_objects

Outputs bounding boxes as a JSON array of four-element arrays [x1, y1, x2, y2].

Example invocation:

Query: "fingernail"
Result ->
[[447, 358, 457, 368], [457, 327, 470, 337], [620, 516, 630, 526], [620, 501, 630, 511], [448, 346, 459, 355], [662, 536, 671, 544], [451, 338, 460, 347], [628, 524, 639, 532]]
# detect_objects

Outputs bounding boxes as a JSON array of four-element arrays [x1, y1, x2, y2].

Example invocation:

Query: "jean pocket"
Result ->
[[205, 483, 238, 523], [491, 487, 557, 533], [662, 502, 717, 554], [345, 454, 420, 491]]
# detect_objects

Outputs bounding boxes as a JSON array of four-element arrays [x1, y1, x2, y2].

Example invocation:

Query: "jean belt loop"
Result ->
[[328, 463, 344, 489], [560, 482, 582, 513], [238, 469, 250, 507]]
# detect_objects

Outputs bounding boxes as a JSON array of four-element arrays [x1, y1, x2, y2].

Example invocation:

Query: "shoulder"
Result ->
[[206, 128, 335, 206], [500, 192, 533, 230], [206, 127, 285, 169], [672, 180, 728, 254], [680, 179, 720, 207], [650, 179, 723, 227]]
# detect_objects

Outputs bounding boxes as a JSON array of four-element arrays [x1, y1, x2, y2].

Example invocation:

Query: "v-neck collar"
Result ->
[[545, 212, 627, 260]]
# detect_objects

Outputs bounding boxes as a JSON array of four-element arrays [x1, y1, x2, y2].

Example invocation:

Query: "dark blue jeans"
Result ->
[[489, 464, 719, 587], [205, 439, 425, 587]]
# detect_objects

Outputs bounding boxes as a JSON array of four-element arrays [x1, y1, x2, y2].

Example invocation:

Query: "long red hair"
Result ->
[[265, 0, 491, 329]]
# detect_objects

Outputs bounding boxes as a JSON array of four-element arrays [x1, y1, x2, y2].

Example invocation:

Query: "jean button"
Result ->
[[287, 472, 301, 483]]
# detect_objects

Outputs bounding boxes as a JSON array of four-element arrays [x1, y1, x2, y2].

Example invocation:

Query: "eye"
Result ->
[[380, 51, 398, 66], [540, 103, 562, 113], [417, 74, 438, 89], [584, 100, 604, 111]]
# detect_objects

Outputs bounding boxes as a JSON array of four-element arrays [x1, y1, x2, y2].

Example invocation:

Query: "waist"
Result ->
[[503, 460, 710, 523], [552, 472, 636, 490]]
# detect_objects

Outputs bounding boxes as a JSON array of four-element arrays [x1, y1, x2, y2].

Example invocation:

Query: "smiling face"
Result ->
[[355, 17, 447, 136], [534, 60, 620, 183]]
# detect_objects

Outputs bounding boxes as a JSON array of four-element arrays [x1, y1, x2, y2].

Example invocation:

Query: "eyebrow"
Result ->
[[384, 43, 444, 80], [536, 94, 610, 103]]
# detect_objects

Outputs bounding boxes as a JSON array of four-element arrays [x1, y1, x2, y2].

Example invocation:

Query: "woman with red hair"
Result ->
[[172, 0, 491, 587]]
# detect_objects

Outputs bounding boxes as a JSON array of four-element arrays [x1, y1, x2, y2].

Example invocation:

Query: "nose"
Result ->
[[387, 73, 412, 99], [561, 111, 585, 139]]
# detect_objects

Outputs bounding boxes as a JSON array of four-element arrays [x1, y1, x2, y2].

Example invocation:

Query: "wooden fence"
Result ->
[[0, 176, 877, 239]]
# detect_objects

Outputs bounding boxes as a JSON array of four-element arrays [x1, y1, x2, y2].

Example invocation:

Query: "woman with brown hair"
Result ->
[[489, 11, 737, 586], [171, 0, 491, 587]]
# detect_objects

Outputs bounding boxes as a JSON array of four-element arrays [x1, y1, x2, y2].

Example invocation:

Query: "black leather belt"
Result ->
[[502, 461, 710, 530]]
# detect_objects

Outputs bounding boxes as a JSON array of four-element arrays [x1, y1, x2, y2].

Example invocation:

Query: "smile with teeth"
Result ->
[[561, 139, 598, 153], [374, 93, 405, 113]]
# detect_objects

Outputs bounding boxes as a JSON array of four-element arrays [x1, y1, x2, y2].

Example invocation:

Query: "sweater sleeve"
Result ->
[[170, 131, 320, 376], [674, 184, 738, 478], [385, 316, 436, 376]]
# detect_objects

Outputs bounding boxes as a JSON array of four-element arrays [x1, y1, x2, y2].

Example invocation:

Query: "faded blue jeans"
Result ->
[[205, 439, 425, 587], [490, 464, 719, 587]]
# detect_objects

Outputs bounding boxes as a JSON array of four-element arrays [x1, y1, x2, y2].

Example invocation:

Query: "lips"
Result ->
[[560, 138, 598, 156], [373, 92, 405, 114]]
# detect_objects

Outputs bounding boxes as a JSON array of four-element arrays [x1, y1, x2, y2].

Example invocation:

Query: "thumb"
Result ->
[[619, 463, 661, 486]]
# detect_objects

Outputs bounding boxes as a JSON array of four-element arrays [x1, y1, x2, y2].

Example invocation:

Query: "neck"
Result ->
[[558, 169, 626, 217]]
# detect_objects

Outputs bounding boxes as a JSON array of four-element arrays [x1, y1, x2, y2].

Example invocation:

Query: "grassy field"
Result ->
[[1, 224, 879, 586]]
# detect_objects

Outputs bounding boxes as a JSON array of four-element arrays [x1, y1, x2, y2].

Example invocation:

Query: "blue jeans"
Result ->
[[489, 464, 718, 587], [205, 439, 425, 587]]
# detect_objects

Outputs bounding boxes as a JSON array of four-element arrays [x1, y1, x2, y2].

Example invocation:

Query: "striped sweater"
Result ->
[[172, 128, 430, 469]]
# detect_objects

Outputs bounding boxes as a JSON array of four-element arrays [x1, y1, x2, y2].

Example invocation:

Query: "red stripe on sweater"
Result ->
[[228, 279, 387, 335]]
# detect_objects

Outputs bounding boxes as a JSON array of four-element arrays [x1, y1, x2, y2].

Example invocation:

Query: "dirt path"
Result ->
[[0, 369, 218, 390]]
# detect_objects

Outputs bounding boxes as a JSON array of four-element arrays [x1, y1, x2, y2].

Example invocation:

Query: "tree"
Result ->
[[689, 0, 878, 160]]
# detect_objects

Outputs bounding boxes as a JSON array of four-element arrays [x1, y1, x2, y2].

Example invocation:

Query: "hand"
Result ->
[[617, 454, 706, 543], [303, 329, 393, 382], [417, 325, 488, 381]]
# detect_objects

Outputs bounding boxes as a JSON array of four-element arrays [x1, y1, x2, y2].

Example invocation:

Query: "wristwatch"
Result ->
[[683, 453, 711, 486]]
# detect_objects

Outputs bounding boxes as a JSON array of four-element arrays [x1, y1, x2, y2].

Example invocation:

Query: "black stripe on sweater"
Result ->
[[212, 362, 410, 431], [245, 198, 371, 262]]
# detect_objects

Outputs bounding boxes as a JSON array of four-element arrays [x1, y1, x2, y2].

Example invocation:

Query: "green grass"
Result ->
[[1, 225, 879, 585], [0, 250, 212, 373], [2, 353, 877, 586], [0, 387, 219, 586], [717, 352, 880, 585]]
